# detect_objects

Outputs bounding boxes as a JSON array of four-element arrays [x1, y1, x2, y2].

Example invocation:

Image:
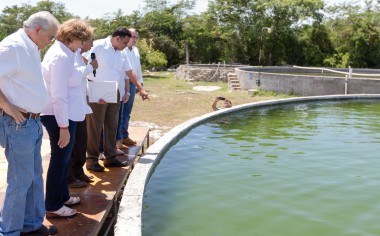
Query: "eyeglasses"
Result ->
[[39, 28, 56, 42], [48, 35, 55, 42]]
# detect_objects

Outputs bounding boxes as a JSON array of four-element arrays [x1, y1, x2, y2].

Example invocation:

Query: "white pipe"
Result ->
[[293, 65, 380, 77], [345, 75, 348, 95]]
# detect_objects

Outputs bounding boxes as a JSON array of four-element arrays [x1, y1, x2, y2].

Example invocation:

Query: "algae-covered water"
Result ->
[[142, 100, 380, 236]]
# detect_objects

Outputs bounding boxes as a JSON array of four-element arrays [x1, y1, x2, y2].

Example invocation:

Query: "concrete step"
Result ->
[[227, 73, 240, 92]]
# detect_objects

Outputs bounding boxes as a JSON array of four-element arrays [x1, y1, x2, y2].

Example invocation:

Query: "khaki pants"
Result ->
[[86, 100, 120, 164]]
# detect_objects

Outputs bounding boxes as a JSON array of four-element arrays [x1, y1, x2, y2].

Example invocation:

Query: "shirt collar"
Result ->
[[56, 40, 75, 58], [126, 46, 135, 52], [104, 36, 114, 50], [19, 29, 39, 55]]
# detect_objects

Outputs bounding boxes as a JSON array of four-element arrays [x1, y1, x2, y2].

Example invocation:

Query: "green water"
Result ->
[[142, 100, 380, 236]]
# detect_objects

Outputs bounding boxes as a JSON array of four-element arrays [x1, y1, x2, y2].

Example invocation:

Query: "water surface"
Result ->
[[142, 100, 380, 236]]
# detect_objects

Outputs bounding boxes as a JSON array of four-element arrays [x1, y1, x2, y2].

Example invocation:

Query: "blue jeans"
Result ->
[[0, 115, 45, 236], [116, 82, 136, 140], [41, 116, 76, 211]]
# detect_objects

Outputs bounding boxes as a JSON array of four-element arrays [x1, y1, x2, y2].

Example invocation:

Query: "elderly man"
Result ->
[[0, 11, 60, 236], [86, 27, 148, 172]]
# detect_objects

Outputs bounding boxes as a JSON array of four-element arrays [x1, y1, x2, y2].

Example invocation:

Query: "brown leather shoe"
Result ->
[[21, 224, 57, 235], [121, 137, 137, 146]]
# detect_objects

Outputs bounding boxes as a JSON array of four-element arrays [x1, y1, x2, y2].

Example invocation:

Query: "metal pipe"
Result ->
[[345, 75, 348, 95]]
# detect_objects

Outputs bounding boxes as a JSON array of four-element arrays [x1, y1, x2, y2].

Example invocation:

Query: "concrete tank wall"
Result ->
[[236, 66, 380, 96]]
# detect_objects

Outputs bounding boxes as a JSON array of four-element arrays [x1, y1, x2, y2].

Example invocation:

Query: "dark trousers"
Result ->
[[41, 116, 76, 211], [67, 119, 87, 184]]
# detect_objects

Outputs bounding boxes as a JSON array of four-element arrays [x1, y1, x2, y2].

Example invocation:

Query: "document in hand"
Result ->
[[88, 81, 118, 103]]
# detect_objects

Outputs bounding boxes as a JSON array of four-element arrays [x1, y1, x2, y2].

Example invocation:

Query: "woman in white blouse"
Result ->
[[41, 19, 93, 218]]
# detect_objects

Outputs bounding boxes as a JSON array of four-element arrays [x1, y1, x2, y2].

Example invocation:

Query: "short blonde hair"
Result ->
[[56, 19, 92, 44]]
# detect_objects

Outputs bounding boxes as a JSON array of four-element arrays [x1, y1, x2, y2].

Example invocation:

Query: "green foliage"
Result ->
[[136, 39, 150, 71], [2, 0, 380, 68], [0, 0, 73, 40], [147, 50, 168, 70], [323, 1, 380, 68]]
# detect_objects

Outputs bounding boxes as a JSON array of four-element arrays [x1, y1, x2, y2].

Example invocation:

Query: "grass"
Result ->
[[131, 72, 291, 140]]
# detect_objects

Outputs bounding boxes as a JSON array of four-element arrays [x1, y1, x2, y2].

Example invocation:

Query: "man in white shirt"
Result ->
[[0, 11, 59, 236], [116, 28, 144, 147], [67, 37, 98, 188], [85, 27, 149, 172]]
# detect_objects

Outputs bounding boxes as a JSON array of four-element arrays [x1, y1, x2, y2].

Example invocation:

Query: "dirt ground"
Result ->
[[130, 72, 289, 141]]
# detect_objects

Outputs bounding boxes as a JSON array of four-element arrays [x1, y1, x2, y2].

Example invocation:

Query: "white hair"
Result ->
[[23, 11, 60, 32]]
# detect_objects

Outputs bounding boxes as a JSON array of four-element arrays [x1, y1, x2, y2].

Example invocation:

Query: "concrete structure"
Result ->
[[235, 66, 380, 96], [115, 94, 380, 236], [175, 64, 246, 82]]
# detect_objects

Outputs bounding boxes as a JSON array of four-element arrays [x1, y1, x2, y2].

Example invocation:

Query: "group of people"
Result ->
[[0, 11, 147, 236]]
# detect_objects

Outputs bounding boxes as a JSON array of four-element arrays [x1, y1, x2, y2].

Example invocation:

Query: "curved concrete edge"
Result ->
[[114, 94, 380, 236]]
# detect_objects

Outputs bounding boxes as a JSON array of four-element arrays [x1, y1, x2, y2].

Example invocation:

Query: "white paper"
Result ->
[[88, 81, 118, 103]]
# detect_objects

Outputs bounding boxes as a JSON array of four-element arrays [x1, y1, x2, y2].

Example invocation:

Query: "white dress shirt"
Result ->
[[0, 29, 47, 113], [41, 41, 87, 127], [124, 46, 143, 84], [74, 49, 93, 114], [86, 36, 132, 100]]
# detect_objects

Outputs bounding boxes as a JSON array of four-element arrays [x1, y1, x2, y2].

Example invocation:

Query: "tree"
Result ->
[[202, 0, 325, 65], [137, 0, 195, 66], [0, 0, 73, 40], [147, 51, 168, 70], [324, 2, 380, 68]]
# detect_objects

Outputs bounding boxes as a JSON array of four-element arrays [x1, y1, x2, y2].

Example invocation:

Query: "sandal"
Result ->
[[64, 196, 81, 206], [46, 205, 77, 219]]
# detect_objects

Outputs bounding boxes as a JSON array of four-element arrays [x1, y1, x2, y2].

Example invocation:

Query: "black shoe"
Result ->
[[86, 162, 105, 172], [67, 180, 88, 188], [77, 173, 94, 183], [103, 158, 128, 167], [21, 224, 57, 235]]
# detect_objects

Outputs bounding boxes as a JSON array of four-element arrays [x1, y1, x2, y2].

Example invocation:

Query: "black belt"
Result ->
[[0, 109, 40, 119]]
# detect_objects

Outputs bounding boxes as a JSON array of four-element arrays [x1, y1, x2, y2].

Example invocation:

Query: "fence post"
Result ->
[[345, 75, 348, 95], [348, 66, 352, 78]]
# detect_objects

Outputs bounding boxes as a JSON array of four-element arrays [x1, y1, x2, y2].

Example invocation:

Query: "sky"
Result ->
[[0, 0, 365, 19], [0, 0, 209, 18]]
